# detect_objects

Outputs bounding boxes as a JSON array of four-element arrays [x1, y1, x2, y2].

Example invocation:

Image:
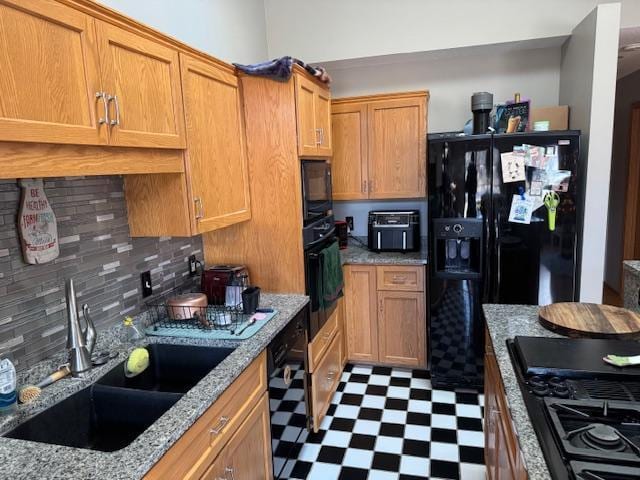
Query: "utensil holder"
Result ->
[[242, 286, 261, 314]]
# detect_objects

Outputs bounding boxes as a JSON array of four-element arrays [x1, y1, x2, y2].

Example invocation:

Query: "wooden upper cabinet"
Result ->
[[316, 87, 333, 155], [331, 91, 428, 200], [344, 265, 379, 363], [295, 74, 318, 156], [368, 96, 427, 199], [295, 73, 332, 157], [377, 290, 426, 368], [0, 0, 106, 145], [180, 54, 251, 233], [95, 21, 186, 148], [331, 102, 368, 200]]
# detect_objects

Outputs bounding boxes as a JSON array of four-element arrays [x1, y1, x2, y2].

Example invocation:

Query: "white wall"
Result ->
[[605, 69, 640, 291], [98, 0, 268, 64], [264, 0, 636, 63], [559, 3, 621, 302], [327, 46, 562, 133]]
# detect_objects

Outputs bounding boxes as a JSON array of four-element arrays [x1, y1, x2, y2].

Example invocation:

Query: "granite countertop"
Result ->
[[623, 260, 640, 311], [483, 303, 561, 480], [340, 239, 428, 266], [0, 293, 309, 480]]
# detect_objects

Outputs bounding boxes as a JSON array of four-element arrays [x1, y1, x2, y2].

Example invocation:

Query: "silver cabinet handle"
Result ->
[[225, 467, 235, 480], [96, 92, 109, 125], [108, 94, 121, 126], [362, 180, 367, 194], [194, 197, 204, 220], [319, 127, 325, 146], [315, 128, 322, 145], [369, 179, 374, 193], [209, 415, 229, 435]]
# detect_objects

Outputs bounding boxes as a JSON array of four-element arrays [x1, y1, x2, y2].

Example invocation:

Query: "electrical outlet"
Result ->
[[188, 254, 198, 276], [141, 271, 152, 298], [345, 216, 354, 232]]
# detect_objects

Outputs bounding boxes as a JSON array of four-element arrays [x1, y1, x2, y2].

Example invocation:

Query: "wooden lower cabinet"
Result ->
[[311, 329, 343, 432], [144, 352, 270, 480], [200, 393, 272, 480], [485, 331, 528, 480], [344, 264, 427, 368], [378, 291, 426, 367], [344, 265, 379, 363]]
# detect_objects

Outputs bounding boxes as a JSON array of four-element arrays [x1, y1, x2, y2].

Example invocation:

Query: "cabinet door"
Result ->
[[0, 0, 106, 145], [377, 290, 426, 367], [295, 74, 319, 156], [316, 87, 332, 156], [368, 97, 427, 199], [96, 21, 185, 148], [181, 55, 251, 234], [344, 265, 379, 363], [200, 393, 273, 480], [485, 354, 499, 480], [311, 330, 343, 432], [331, 102, 368, 200]]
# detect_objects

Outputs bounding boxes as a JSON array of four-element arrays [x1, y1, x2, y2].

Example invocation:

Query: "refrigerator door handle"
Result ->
[[483, 214, 491, 301], [494, 211, 501, 302]]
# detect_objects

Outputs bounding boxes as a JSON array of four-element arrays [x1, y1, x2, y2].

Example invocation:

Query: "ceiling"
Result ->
[[618, 27, 640, 78]]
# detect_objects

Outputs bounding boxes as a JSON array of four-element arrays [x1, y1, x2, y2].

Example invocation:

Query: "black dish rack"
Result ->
[[145, 286, 249, 332]]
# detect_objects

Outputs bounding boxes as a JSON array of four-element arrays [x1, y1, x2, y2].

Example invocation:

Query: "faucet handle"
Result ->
[[82, 304, 97, 355]]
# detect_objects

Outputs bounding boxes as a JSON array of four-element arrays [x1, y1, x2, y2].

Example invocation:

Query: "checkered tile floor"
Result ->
[[277, 363, 485, 480]]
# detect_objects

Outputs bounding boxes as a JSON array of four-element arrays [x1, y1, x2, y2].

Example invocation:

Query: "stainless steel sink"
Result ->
[[3, 343, 235, 451]]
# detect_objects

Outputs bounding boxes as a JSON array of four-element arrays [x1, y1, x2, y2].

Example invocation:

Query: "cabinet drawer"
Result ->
[[376, 266, 424, 291], [144, 351, 267, 480], [308, 303, 339, 372], [311, 330, 343, 432]]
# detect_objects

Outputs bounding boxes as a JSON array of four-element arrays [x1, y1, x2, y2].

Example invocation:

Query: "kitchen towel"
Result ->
[[319, 241, 344, 308]]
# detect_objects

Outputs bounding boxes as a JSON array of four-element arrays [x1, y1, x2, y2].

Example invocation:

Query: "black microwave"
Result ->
[[301, 160, 332, 225]]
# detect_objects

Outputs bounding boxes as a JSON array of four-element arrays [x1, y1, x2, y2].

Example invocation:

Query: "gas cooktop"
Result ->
[[508, 336, 640, 480]]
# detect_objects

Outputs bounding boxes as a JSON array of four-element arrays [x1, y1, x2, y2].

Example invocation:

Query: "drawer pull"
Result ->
[[323, 332, 331, 341], [210, 416, 230, 435], [216, 467, 235, 480], [327, 370, 336, 382], [390, 275, 407, 284]]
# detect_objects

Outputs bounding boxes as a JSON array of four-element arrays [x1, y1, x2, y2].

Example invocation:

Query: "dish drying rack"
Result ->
[[145, 286, 250, 332]]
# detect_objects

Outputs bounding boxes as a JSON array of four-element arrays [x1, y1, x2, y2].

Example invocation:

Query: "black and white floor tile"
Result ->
[[272, 363, 485, 480]]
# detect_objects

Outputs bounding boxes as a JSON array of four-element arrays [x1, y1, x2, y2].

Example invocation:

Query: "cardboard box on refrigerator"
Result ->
[[530, 106, 569, 130]]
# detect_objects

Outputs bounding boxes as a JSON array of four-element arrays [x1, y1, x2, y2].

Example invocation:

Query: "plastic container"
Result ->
[[0, 357, 17, 416]]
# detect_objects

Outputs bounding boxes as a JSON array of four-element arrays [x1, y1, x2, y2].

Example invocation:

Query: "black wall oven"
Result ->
[[304, 233, 338, 339], [301, 159, 332, 226]]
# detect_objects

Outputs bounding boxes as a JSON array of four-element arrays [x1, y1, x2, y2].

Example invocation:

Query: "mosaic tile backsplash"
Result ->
[[0, 176, 203, 370]]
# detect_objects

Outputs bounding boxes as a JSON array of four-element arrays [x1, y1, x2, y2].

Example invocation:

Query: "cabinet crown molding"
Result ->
[[332, 90, 429, 105]]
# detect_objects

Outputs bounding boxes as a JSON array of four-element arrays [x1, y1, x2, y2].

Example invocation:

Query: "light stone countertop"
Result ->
[[340, 239, 428, 266], [623, 260, 640, 312], [0, 293, 309, 480], [483, 303, 561, 480]]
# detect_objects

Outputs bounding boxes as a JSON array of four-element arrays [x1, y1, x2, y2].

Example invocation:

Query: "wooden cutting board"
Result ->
[[539, 302, 640, 339]]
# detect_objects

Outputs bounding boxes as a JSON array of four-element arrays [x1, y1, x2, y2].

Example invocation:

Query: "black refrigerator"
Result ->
[[427, 130, 582, 388]]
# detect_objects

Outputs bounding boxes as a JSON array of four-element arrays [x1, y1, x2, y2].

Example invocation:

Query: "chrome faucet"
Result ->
[[65, 279, 97, 377]]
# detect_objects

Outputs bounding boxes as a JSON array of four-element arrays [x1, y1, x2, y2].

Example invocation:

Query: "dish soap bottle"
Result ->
[[123, 316, 145, 343], [0, 357, 17, 415]]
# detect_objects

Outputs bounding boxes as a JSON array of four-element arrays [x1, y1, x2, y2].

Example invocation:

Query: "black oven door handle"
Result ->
[[305, 227, 336, 250]]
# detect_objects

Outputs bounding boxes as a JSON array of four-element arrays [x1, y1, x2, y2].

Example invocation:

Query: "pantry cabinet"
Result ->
[[295, 74, 332, 157], [124, 54, 251, 236], [0, 0, 106, 145], [331, 91, 428, 200], [95, 21, 186, 148], [344, 264, 427, 368], [485, 329, 528, 480]]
